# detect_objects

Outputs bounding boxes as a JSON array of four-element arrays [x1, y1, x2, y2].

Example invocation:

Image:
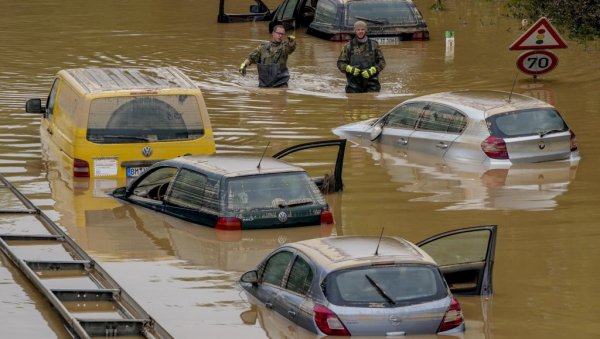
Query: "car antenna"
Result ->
[[374, 227, 385, 256], [507, 72, 518, 103], [257, 141, 270, 169]]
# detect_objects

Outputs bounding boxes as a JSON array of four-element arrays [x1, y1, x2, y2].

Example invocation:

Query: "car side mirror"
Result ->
[[370, 123, 383, 141], [25, 98, 44, 113], [240, 270, 259, 285], [112, 186, 127, 198]]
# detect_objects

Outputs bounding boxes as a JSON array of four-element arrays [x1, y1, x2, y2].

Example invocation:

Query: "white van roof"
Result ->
[[61, 67, 198, 94]]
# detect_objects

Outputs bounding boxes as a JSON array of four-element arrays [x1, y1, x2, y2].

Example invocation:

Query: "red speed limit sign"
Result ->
[[516, 50, 558, 75]]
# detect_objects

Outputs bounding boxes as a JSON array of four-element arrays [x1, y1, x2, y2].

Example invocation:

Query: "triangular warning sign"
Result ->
[[509, 17, 568, 50]]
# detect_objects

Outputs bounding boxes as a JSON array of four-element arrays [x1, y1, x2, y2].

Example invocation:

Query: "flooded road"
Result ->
[[0, 0, 599, 338]]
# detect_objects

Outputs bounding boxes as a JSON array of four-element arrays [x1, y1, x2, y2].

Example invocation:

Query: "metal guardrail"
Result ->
[[0, 174, 173, 339]]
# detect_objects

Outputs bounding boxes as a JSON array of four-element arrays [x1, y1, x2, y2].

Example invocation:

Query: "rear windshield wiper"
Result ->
[[365, 274, 396, 305], [354, 16, 386, 25], [94, 134, 152, 142], [539, 129, 566, 137], [277, 199, 314, 208]]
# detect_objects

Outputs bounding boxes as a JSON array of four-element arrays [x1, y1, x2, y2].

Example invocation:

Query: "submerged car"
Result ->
[[218, 0, 429, 42], [333, 90, 580, 166], [240, 225, 497, 336], [112, 139, 346, 230]]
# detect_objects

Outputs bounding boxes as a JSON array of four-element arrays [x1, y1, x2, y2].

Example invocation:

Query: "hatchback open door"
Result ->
[[416, 225, 497, 295]]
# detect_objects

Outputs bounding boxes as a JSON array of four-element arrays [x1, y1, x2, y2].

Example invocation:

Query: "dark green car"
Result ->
[[112, 140, 345, 230]]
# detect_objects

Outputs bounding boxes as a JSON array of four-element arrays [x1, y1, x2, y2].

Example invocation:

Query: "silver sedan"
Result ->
[[333, 90, 580, 166], [240, 225, 497, 336]]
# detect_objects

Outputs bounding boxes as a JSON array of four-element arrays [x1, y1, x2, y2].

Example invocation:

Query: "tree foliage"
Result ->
[[507, 0, 600, 41]]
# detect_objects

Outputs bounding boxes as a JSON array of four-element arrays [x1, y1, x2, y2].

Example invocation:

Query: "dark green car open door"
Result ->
[[417, 225, 497, 295]]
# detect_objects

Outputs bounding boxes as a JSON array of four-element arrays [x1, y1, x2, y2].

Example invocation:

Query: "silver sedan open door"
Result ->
[[416, 225, 497, 295]]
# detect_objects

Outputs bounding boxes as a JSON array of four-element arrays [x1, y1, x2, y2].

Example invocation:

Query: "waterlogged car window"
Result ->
[[165, 169, 212, 210], [226, 172, 323, 211], [262, 251, 294, 286], [313, 0, 336, 24], [286, 256, 313, 295], [132, 166, 177, 198], [487, 108, 568, 138], [417, 104, 466, 133], [326, 265, 446, 307], [419, 229, 491, 266], [87, 95, 205, 144], [385, 102, 426, 129], [347, 0, 417, 25]]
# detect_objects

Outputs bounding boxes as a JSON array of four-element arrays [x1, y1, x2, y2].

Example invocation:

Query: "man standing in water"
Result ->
[[239, 25, 296, 88], [337, 21, 386, 93]]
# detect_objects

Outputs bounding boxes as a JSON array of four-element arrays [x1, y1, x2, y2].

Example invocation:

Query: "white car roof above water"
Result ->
[[405, 90, 554, 118], [287, 236, 437, 273]]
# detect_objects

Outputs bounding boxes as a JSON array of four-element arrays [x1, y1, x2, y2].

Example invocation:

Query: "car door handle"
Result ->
[[265, 302, 273, 309], [288, 310, 297, 318], [435, 142, 448, 149], [397, 138, 408, 145]]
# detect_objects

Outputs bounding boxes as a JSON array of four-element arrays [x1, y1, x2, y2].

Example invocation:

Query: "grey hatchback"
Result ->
[[333, 90, 579, 166], [240, 225, 497, 336]]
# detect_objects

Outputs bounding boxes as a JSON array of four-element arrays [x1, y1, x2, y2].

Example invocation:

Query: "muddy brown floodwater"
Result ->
[[0, 0, 599, 338]]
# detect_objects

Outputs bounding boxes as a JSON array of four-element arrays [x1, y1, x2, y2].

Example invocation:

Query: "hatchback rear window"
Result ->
[[87, 95, 205, 144], [347, 0, 418, 26], [325, 264, 447, 307], [226, 172, 324, 212], [487, 108, 568, 138]]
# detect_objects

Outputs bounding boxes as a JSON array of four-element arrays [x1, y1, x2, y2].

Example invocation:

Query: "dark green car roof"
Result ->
[[168, 154, 305, 178]]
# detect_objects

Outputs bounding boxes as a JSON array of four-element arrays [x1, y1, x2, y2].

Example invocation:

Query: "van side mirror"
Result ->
[[25, 98, 44, 113]]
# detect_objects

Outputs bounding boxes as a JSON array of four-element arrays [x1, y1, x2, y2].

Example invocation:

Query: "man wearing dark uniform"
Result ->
[[239, 25, 296, 88], [337, 21, 386, 93]]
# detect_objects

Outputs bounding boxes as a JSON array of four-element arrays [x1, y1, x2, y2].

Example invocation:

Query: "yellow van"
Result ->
[[26, 66, 216, 179]]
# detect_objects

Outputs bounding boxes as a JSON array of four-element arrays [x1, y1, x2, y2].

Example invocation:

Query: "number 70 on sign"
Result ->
[[516, 50, 558, 75]]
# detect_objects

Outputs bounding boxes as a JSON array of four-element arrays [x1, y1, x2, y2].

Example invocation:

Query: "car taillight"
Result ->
[[330, 33, 352, 41], [481, 136, 509, 159], [73, 158, 90, 177], [437, 297, 464, 333], [320, 207, 334, 225], [215, 217, 241, 231], [313, 304, 350, 336], [570, 130, 578, 151], [412, 31, 429, 40]]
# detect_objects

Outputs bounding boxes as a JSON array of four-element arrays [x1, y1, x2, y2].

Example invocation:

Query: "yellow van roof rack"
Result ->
[[63, 66, 198, 93]]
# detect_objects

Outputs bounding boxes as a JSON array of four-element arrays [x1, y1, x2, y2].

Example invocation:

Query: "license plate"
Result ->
[[373, 37, 400, 45], [126, 167, 148, 177]]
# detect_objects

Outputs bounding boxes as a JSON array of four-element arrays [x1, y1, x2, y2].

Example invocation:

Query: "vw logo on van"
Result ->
[[278, 211, 288, 223], [141, 146, 153, 157]]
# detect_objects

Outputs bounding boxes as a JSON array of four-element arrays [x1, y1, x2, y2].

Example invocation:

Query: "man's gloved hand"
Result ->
[[361, 67, 377, 79], [345, 65, 361, 76], [239, 63, 247, 76], [287, 35, 296, 43]]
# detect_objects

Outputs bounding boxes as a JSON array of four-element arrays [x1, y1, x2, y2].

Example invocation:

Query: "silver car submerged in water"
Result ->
[[240, 225, 496, 336], [333, 90, 580, 167]]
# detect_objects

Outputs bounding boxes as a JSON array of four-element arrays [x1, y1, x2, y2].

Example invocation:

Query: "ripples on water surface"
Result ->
[[0, 0, 599, 338]]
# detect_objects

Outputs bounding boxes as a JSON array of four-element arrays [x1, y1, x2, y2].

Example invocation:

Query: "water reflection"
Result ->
[[239, 295, 493, 339], [347, 141, 578, 211]]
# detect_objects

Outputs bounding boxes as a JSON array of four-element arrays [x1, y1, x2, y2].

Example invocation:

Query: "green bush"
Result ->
[[507, 0, 600, 41]]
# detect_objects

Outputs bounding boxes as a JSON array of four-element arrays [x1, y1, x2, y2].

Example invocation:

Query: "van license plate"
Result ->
[[127, 167, 148, 177], [373, 37, 400, 45]]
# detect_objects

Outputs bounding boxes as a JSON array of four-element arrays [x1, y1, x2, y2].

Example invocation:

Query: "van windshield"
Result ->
[[347, 0, 418, 26], [87, 95, 205, 144]]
